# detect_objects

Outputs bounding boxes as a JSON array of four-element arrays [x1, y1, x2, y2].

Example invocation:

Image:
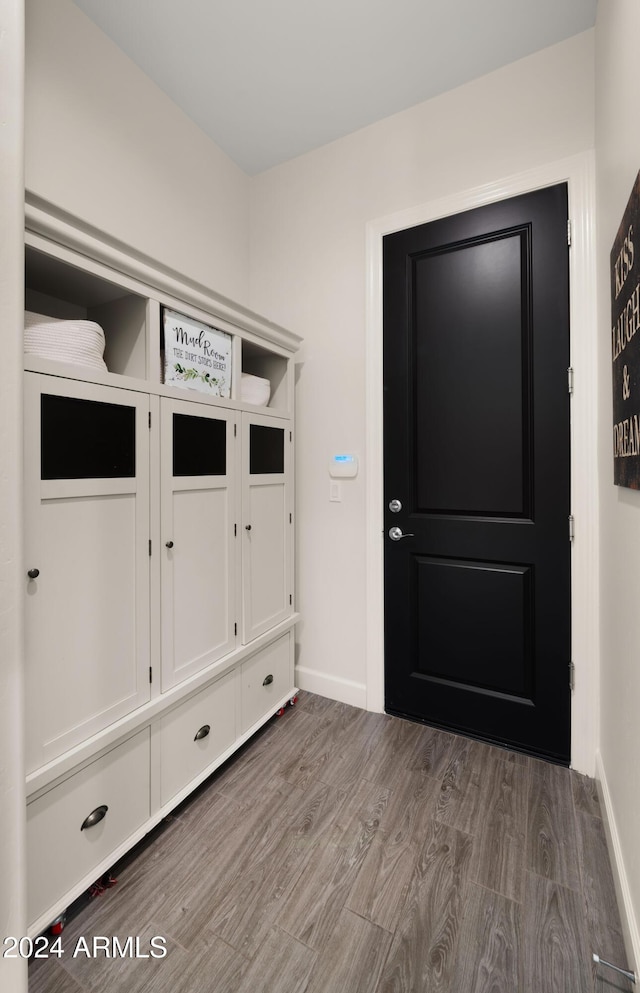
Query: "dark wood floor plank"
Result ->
[[277, 778, 391, 951], [451, 882, 521, 993], [294, 691, 336, 717], [279, 700, 360, 789], [527, 761, 581, 892], [28, 694, 631, 993], [316, 709, 391, 789], [405, 723, 455, 780], [377, 819, 474, 993], [434, 737, 493, 836], [522, 873, 592, 993], [571, 770, 602, 818], [233, 927, 317, 993], [346, 769, 440, 932], [305, 909, 392, 993], [28, 958, 85, 993], [153, 776, 307, 949], [206, 779, 349, 956], [360, 716, 429, 788], [576, 810, 634, 991], [53, 921, 235, 993], [470, 757, 528, 903]]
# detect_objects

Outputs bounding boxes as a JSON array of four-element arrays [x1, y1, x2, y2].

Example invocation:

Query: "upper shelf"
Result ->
[[24, 193, 301, 414]]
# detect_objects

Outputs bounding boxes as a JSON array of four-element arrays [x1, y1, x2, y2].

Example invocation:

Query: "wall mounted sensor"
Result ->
[[329, 453, 358, 478]]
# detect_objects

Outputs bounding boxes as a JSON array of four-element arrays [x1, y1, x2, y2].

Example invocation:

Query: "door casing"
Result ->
[[365, 152, 598, 775]]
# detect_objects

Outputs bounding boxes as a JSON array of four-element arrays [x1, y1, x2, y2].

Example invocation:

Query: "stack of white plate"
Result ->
[[241, 373, 271, 406], [24, 311, 108, 372]]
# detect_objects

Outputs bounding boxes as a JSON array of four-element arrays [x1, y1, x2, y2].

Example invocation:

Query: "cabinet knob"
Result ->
[[27, 568, 40, 579], [165, 541, 174, 548], [263, 674, 274, 686], [81, 805, 108, 831], [194, 724, 210, 741], [245, 525, 252, 531]]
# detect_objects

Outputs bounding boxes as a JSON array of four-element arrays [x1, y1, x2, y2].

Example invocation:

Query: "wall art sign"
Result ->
[[611, 170, 640, 488], [163, 308, 232, 398]]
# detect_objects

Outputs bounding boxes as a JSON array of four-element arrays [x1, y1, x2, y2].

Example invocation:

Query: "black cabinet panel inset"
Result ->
[[250, 425, 284, 474], [415, 556, 533, 700], [414, 231, 530, 517], [41, 394, 135, 479], [173, 413, 226, 476]]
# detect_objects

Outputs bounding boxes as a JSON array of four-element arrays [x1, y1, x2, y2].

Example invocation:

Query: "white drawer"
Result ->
[[241, 633, 292, 733], [27, 728, 150, 927], [159, 669, 237, 806]]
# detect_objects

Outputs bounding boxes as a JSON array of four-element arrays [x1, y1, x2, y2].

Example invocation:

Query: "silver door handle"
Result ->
[[389, 527, 414, 541]]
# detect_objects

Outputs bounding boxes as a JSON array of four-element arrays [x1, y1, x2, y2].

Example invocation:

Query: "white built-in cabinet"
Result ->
[[22, 196, 301, 936]]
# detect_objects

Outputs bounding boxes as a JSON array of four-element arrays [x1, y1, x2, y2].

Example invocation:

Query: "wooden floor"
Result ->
[[29, 693, 632, 993]]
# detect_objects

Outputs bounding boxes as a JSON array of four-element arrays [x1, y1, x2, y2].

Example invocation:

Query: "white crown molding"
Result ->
[[24, 191, 302, 354]]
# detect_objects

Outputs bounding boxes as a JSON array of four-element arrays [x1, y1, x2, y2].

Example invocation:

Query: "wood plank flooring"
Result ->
[[29, 694, 632, 993]]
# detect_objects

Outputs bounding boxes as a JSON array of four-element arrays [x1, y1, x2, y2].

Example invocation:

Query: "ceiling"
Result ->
[[71, 0, 597, 176]]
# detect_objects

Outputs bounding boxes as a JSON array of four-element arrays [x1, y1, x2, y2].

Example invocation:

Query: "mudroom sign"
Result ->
[[163, 308, 232, 398], [612, 170, 640, 488]]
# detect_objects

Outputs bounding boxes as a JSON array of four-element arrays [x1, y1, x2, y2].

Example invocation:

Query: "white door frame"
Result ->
[[365, 151, 598, 775]]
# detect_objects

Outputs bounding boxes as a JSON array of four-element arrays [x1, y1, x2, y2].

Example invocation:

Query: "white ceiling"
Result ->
[[71, 0, 597, 175]]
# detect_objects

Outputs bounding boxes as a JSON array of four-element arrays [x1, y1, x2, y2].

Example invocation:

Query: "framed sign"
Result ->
[[163, 308, 232, 398], [611, 170, 640, 488]]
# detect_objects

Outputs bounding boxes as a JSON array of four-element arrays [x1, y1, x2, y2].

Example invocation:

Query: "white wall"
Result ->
[[0, 0, 27, 988], [595, 0, 640, 970], [26, 0, 251, 304], [249, 31, 595, 707]]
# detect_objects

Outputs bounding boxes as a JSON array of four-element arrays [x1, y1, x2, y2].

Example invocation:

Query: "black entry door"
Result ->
[[383, 184, 571, 764]]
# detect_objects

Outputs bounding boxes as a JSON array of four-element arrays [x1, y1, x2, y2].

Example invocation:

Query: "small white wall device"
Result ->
[[329, 453, 358, 478]]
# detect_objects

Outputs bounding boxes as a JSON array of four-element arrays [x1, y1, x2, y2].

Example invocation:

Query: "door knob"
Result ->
[[389, 499, 402, 513], [165, 541, 174, 548], [389, 526, 414, 541], [245, 524, 252, 531]]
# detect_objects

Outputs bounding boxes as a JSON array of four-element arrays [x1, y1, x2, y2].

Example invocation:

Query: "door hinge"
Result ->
[[234, 622, 237, 636], [567, 367, 574, 395], [290, 431, 292, 442], [289, 513, 292, 524], [234, 523, 237, 536], [568, 515, 575, 542], [289, 594, 293, 606], [569, 661, 575, 691], [148, 411, 152, 429], [149, 539, 152, 556], [567, 219, 572, 247], [234, 423, 237, 437], [149, 666, 153, 684]]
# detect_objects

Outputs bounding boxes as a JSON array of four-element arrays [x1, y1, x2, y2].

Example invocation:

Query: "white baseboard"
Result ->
[[595, 749, 640, 976], [294, 666, 367, 709]]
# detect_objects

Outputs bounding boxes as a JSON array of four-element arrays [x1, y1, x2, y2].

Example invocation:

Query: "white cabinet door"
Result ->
[[24, 375, 151, 774], [160, 398, 238, 689], [242, 412, 292, 643]]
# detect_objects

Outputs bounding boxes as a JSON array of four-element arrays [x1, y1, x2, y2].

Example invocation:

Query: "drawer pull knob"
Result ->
[[194, 724, 211, 741], [27, 568, 40, 579], [263, 674, 274, 686], [81, 805, 108, 831]]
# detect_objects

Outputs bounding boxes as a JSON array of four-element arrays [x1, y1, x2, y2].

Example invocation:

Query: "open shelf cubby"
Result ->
[[241, 338, 289, 411], [25, 246, 150, 381]]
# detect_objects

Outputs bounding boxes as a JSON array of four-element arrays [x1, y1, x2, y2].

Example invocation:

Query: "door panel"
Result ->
[[24, 375, 151, 774], [383, 184, 571, 763], [242, 412, 291, 643], [160, 399, 237, 690]]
